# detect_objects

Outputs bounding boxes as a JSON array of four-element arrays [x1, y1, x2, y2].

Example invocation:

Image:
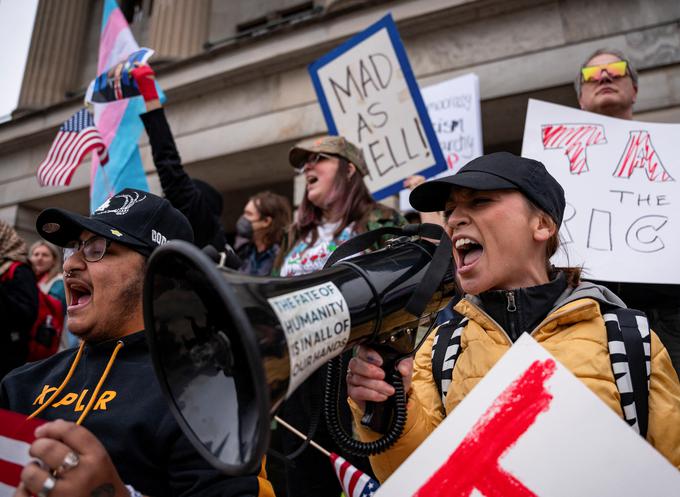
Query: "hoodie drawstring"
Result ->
[[28, 340, 125, 425]]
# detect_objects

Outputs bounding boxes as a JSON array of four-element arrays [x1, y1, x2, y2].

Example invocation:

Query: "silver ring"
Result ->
[[37, 473, 57, 497], [56, 451, 79, 476]]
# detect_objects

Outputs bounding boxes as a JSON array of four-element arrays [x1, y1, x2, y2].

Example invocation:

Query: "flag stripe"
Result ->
[[0, 481, 16, 497], [0, 409, 44, 490], [330, 453, 379, 497], [37, 109, 107, 187], [40, 132, 77, 184], [53, 132, 103, 184], [347, 466, 362, 496], [48, 130, 96, 185], [0, 410, 43, 444], [0, 457, 23, 487]]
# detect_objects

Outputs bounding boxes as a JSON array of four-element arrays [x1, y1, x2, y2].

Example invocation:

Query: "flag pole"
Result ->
[[274, 415, 331, 457]]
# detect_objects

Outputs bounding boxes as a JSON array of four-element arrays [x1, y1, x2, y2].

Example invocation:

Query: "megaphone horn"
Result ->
[[143, 225, 455, 475]]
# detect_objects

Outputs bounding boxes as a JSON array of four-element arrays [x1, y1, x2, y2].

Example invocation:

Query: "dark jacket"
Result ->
[[141, 108, 227, 251], [237, 242, 279, 276], [0, 331, 270, 497], [0, 263, 38, 379]]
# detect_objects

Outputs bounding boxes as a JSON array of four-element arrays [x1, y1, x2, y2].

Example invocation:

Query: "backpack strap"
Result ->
[[1, 261, 22, 281], [431, 315, 468, 406], [603, 308, 651, 438]]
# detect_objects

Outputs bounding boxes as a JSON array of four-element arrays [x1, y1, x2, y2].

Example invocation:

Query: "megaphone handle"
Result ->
[[360, 350, 401, 434]]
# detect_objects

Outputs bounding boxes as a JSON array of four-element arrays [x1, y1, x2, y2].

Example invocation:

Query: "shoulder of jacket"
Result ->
[[364, 204, 405, 227]]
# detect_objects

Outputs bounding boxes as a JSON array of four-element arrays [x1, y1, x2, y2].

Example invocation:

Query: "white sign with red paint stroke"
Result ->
[[399, 73, 484, 212], [375, 334, 680, 497], [521, 99, 679, 284]]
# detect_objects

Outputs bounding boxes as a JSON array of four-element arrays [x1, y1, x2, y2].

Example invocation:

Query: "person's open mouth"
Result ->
[[454, 236, 484, 273], [67, 280, 92, 311], [306, 174, 318, 188]]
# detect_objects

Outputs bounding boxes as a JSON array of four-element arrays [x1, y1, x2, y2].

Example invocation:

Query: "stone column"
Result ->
[[17, 0, 90, 111], [148, 0, 210, 61]]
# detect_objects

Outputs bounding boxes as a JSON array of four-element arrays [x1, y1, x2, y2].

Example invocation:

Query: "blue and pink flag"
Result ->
[[89, 0, 149, 212]]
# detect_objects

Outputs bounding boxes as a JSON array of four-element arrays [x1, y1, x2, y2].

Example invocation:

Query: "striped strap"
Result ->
[[604, 309, 651, 437], [432, 318, 468, 405]]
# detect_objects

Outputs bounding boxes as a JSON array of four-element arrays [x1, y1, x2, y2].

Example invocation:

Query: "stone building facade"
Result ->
[[1, 0, 679, 242]]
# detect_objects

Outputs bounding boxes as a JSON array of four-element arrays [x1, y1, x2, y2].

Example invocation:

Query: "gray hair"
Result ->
[[574, 48, 639, 97]]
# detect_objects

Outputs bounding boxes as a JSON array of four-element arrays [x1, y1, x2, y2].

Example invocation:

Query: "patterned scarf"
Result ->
[[0, 220, 28, 276]]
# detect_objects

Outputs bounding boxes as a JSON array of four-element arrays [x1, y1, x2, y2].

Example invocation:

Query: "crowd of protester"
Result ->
[[1, 48, 679, 497]]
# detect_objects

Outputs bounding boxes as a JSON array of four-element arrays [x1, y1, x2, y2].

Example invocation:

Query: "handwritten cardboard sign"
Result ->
[[375, 334, 680, 496], [400, 73, 483, 211], [309, 14, 445, 200], [522, 99, 679, 284]]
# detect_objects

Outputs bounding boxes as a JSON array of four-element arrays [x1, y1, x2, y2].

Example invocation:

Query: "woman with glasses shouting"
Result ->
[[271, 136, 405, 497]]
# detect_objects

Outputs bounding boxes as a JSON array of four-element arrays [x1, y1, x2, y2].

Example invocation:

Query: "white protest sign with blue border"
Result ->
[[309, 14, 446, 200]]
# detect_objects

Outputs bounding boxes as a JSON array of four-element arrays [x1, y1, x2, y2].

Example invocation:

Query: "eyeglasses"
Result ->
[[581, 60, 628, 83], [63, 236, 112, 262], [300, 152, 336, 169]]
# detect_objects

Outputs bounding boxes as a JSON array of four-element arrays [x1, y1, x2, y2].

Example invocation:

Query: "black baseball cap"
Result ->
[[409, 152, 566, 226], [37, 188, 194, 257]]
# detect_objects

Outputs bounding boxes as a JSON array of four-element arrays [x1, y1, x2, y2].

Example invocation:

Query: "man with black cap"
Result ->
[[345, 153, 680, 481], [0, 189, 274, 497]]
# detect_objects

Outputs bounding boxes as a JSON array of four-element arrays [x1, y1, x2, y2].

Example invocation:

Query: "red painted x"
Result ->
[[415, 359, 556, 497]]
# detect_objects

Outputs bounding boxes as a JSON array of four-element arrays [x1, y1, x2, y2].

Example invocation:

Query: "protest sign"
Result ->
[[85, 47, 154, 103], [522, 99, 679, 284], [399, 73, 483, 211], [375, 334, 680, 497], [309, 14, 445, 200]]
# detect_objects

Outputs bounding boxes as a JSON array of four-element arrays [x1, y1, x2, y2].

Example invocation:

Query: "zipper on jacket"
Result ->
[[505, 291, 518, 340]]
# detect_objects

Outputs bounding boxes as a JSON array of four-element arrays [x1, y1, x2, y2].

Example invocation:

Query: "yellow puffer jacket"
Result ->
[[351, 292, 680, 482]]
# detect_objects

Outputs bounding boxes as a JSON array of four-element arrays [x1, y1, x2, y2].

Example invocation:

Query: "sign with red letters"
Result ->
[[522, 99, 679, 284]]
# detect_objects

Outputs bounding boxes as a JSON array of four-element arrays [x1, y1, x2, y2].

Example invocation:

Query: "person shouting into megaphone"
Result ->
[[346, 152, 680, 482]]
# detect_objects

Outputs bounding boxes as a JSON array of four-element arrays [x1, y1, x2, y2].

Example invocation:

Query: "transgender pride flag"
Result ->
[[89, 0, 149, 212]]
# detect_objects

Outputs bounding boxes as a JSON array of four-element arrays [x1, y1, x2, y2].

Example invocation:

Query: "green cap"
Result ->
[[289, 136, 369, 176]]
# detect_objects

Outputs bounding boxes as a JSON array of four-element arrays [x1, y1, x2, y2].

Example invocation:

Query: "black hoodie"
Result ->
[[0, 331, 267, 497]]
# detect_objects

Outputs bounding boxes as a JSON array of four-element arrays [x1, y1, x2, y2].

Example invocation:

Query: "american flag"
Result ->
[[36, 108, 109, 187], [0, 409, 44, 496], [331, 453, 380, 497]]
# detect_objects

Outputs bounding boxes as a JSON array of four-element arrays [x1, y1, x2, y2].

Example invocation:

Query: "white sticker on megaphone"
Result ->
[[267, 282, 351, 396]]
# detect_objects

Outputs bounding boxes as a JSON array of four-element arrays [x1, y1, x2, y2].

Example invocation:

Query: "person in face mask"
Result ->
[[235, 191, 292, 276]]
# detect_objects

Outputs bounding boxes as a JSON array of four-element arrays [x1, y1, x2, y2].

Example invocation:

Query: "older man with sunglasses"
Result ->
[[0, 189, 274, 497], [576, 48, 638, 120], [574, 49, 680, 377]]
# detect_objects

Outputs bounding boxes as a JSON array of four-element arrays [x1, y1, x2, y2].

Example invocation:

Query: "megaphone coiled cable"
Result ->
[[323, 355, 407, 457]]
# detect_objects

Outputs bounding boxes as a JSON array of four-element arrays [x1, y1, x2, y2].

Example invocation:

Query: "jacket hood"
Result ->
[[552, 279, 626, 313]]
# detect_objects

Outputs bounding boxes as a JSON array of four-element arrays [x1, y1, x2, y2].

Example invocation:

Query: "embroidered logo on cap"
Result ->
[[110, 229, 123, 237], [151, 229, 167, 245], [95, 191, 147, 216], [42, 222, 61, 233]]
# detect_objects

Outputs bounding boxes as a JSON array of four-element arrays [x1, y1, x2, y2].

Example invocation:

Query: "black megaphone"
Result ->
[[142, 224, 455, 476]]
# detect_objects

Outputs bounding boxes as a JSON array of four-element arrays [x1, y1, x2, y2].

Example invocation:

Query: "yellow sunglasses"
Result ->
[[581, 60, 628, 83]]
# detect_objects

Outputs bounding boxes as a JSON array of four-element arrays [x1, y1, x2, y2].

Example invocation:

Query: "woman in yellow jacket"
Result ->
[[346, 152, 680, 482]]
